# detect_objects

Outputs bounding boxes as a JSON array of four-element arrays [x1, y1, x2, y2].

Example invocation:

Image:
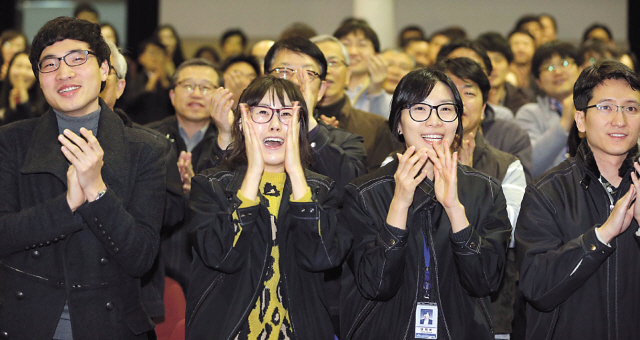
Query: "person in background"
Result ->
[[507, 29, 537, 92], [398, 25, 425, 49], [582, 23, 614, 46], [334, 21, 392, 118], [539, 13, 558, 44], [477, 31, 535, 114], [381, 49, 414, 95], [513, 15, 544, 47], [251, 40, 276, 75], [404, 37, 430, 68], [220, 28, 248, 59], [0, 30, 27, 81], [515, 41, 580, 178], [156, 24, 186, 76], [0, 51, 48, 125], [220, 54, 260, 108], [426, 26, 467, 66], [73, 2, 99, 23], [193, 45, 221, 66], [100, 23, 120, 47], [280, 22, 318, 40]]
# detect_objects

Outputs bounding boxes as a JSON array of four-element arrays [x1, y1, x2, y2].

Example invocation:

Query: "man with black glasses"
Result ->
[[516, 60, 640, 339], [0, 17, 165, 339]]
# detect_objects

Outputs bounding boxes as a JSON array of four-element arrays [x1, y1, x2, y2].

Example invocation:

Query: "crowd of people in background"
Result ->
[[1, 2, 640, 340]]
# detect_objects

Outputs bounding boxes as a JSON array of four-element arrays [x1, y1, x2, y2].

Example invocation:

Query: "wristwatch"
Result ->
[[95, 188, 107, 201]]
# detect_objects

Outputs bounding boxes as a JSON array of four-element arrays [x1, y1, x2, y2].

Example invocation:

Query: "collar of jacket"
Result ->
[[20, 98, 130, 191], [576, 137, 639, 187]]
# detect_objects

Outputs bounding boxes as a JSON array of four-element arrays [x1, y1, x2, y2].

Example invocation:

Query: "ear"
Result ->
[[345, 68, 353, 87], [535, 77, 542, 90], [575, 110, 586, 133], [116, 79, 126, 99], [100, 60, 109, 82], [317, 80, 328, 102], [481, 103, 487, 121], [397, 120, 403, 135], [169, 89, 175, 106]]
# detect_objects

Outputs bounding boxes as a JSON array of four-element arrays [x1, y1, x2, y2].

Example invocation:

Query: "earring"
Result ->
[[397, 130, 402, 135]]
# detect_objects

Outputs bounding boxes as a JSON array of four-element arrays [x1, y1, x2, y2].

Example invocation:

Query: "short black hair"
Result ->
[[430, 26, 467, 42], [539, 13, 557, 32], [477, 32, 513, 64], [333, 21, 380, 53], [280, 22, 318, 40], [388, 68, 463, 149], [172, 58, 219, 88], [438, 57, 490, 104], [399, 25, 425, 48], [531, 41, 577, 79], [576, 39, 617, 67], [193, 45, 221, 65], [263, 37, 327, 81], [582, 23, 613, 43], [221, 54, 260, 78], [436, 39, 493, 75], [573, 60, 640, 111], [73, 2, 99, 18], [138, 37, 166, 56], [221, 29, 248, 49], [29, 16, 110, 80], [514, 15, 541, 32]]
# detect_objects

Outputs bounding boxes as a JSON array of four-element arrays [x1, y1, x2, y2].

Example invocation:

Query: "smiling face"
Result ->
[[382, 50, 413, 94], [398, 81, 459, 151], [245, 91, 293, 173], [9, 53, 36, 89], [448, 74, 485, 136], [536, 54, 579, 101], [170, 65, 219, 124], [339, 30, 376, 76], [269, 49, 326, 110], [576, 78, 640, 164], [38, 39, 108, 117], [316, 40, 350, 106]]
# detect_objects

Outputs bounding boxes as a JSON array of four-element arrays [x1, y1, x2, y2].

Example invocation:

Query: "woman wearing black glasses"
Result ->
[[339, 68, 511, 339], [185, 75, 351, 340]]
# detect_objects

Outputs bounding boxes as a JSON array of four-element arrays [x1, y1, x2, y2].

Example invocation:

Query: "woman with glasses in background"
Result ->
[[185, 75, 351, 340], [339, 68, 511, 339]]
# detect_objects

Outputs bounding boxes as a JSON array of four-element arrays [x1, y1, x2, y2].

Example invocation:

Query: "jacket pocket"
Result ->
[[187, 274, 225, 327], [124, 305, 155, 335]]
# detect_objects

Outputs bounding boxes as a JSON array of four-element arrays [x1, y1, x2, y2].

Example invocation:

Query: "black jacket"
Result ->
[[339, 160, 511, 339], [516, 140, 640, 340], [185, 164, 352, 339], [0, 100, 166, 339]]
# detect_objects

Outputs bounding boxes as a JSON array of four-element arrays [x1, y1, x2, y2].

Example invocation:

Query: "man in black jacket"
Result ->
[[146, 58, 222, 292], [516, 60, 640, 339], [0, 17, 165, 339]]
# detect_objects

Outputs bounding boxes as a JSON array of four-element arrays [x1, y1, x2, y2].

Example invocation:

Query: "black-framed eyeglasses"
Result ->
[[176, 81, 218, 96], [327, 59, 348, 68], [270, 67, 320, 80], [405, 102, 458, 122], [580, 103, 640, 116], [250, 105, 294, 124], [38, 50, 95, 73]]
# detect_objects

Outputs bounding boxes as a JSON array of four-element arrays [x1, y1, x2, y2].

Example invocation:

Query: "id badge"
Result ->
[[415, 302, 438, 339]]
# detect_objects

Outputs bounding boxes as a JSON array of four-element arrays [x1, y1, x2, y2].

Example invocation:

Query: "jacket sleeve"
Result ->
[[310, 123, 366, 194], [186, 174, 260, 273], [0, 130, 84, 258], [450, 178, 511, 298], [289, 180, 353, 272], [341, 183, 410, 301], [515, 185, 614, 312], [515, 104, 568, 178], [75, 139, 166, 277]]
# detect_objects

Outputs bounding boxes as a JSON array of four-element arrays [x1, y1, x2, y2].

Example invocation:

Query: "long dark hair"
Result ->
[[388, 68, 464, 151], [155, 24, 185, 68], [224, 75, 312, 170], [0, 51, 48, 124]]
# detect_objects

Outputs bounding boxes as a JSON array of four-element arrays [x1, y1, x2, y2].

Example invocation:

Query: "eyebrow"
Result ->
[[39, 49, 85, 61], [178, 78, 215, 85], [597, 98, 640, 105], [277, 62, 318, 70]]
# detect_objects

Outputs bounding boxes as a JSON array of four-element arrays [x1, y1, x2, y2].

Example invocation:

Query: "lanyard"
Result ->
[[422, 234, 431, 300]]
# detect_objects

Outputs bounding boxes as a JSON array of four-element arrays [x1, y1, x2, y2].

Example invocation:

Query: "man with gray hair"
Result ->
[[99, 41, 127, 110], [312, 34, 398, 171]]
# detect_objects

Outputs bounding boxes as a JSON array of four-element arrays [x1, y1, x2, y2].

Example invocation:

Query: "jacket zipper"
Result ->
[[425, 210, 453, 339], [186, 274, 225, 327], [401, 225, 425, 340], [346, 300, 379, 339]]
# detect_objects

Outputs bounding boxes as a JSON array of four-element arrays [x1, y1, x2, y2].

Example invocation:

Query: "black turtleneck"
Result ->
[[316, 96, 347, 120]]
